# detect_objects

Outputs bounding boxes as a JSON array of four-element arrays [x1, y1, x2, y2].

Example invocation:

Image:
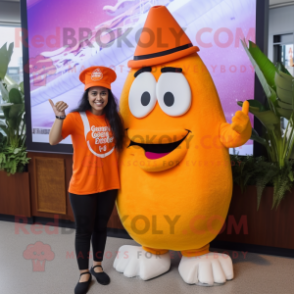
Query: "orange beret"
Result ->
[[79, 66, 117, 91]]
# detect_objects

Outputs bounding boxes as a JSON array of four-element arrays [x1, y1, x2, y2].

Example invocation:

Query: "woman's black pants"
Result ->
[[69, 189, 118, 270]]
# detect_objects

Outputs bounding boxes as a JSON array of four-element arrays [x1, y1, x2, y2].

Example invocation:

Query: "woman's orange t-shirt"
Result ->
[[61, 110, 120, 195]]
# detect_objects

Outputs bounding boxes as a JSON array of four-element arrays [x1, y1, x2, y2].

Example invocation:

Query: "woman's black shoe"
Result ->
[[90, 265, 110, 285], [74, 271, 92, 294]]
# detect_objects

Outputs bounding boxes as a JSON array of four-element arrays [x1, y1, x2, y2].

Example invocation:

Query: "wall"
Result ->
[[268, 4, 294, 61], [0, 0, 20, 26]]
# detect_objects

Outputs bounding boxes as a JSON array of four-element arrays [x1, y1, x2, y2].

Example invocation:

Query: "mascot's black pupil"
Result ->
[[164, 92, 174, 107], [141, 91, 151, 106]]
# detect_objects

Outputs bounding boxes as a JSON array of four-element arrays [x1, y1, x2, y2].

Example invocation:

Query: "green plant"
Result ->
[[235, 40, 294, 209], [0, 42, 30, 175], [230, 154, 293, 209], [0, 145, 30, 175], [231, 154, 257, 193]]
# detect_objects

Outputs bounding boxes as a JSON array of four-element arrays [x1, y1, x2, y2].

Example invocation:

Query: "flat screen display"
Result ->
[[24, 0, 256, 155]]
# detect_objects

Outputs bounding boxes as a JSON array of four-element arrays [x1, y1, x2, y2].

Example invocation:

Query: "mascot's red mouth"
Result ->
[[145, 152, 170, 160], [128, 130, 191, 160]]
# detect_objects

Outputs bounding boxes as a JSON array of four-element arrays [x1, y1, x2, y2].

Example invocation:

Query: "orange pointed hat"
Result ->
[[79, 66, 116, 91], [128, 5, 199, 68]]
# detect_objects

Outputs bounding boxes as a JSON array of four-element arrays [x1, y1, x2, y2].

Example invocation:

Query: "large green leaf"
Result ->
[[19, 82, 24, 94], [277, 99, 292, 109], [1, 104, 24, 135], [0, 42, 14, 80], [0, 81, 9, 102], [250, 128, 268, 146], [8, 104, 24, 119], [7, 83, 20, 93], [275, 70, 294, 105], [240, 99, 266, 111], [275, 70, 294, 91], [9, 88, 22, 104], [2, 104, 12, 121], [276, 108, 292, 120], [238, 100, 280, 130], [282, 112, 294, 160], [241, 39, 277, 91], [275, 62, 292, 76], [267, 86, 279, 111]]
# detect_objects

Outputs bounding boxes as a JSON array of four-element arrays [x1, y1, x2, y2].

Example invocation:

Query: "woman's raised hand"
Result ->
[[48, 99, 68, 117]]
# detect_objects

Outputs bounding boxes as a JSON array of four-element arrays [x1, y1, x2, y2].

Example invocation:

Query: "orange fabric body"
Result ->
[[62, 110, 120, 194], [115, 4, 252, 257], [116, 53, 251, 253]]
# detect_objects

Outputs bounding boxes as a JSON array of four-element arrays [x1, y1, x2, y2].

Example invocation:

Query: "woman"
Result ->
[[49, 66, 124, 294]]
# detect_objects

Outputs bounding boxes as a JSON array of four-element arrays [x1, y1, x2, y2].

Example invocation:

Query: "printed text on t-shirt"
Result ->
[[91, 125, 114, 144]]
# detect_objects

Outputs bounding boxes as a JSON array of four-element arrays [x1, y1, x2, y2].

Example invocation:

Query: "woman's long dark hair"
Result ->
[[70, 88, 125, 151]]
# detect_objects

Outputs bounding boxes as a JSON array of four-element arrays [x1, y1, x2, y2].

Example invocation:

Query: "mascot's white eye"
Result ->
[[156, 72, 191, 116], [128, 72, 157, 118]]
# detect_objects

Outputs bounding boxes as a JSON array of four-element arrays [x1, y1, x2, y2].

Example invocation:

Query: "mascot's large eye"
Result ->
[[128, 72, 157, 118], [156, 72, 191, 116]]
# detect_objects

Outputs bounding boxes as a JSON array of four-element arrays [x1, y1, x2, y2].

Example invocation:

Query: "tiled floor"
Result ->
[[0, 220, 294, 294]]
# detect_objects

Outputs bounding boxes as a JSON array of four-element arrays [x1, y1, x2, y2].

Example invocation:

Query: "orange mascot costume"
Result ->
[[113, 6, 252, 286]]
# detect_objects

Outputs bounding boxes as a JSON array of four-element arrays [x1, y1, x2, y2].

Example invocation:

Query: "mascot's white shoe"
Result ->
[[178, 252, 234, 286], [113, 245, 171, 280]]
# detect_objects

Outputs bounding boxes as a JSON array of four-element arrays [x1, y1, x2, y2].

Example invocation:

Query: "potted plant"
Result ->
[[215, 41, 294, 251], [0, 42, 31, 217], [232, 40, 294, 209], [0, 42, 30, 175]]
